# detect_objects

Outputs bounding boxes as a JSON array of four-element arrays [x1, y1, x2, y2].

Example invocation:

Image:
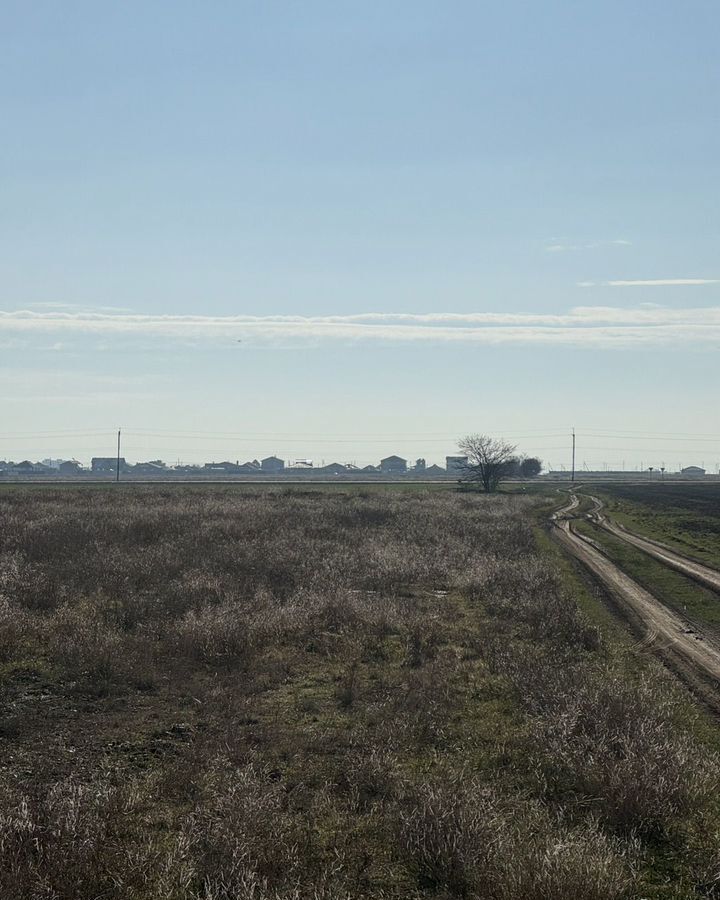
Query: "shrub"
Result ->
[[0, 594, 35, 662], [172, 601, 252, 666], [45, 600, 128, 690], [403, 615, 440, 668], [180, 762, 310, 895], [398, 779, 631, 899], [529, 672, 720, 834], [0, 780, 147, 900]]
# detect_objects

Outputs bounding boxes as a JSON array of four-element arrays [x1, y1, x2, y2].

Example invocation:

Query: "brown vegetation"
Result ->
[[0, 486, 716, 898]]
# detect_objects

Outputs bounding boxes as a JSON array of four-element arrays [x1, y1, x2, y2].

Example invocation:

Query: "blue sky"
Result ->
[[1, 1, 719, 469]]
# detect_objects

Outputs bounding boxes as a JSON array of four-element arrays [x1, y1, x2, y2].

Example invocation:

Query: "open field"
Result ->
[[587, 483, 720, 570], [575, 515, 720, 628], [585, 497, 720, 594], [1, 486, 720, 898]]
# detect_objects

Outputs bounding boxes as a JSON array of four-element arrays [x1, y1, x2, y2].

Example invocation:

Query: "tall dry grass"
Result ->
[[0, 486, 714, 897]]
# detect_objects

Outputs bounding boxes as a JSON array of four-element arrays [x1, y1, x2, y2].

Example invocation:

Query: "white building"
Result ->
[[446, 455, 469, 475]]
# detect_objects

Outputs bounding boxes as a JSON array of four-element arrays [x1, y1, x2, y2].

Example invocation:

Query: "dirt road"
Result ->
[[552, 495, 720, 698], [586, 496, 720, 594]]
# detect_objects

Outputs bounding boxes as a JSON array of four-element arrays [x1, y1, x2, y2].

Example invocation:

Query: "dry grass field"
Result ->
[[0, 485, 718, 899]]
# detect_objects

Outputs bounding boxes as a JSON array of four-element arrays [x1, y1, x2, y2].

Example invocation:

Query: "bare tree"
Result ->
[[457, 434, 518, 493]]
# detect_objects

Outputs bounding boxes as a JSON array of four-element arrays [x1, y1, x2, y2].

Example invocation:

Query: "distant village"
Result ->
[[0, 454, 474, 478], [0, 455, 713, 479]]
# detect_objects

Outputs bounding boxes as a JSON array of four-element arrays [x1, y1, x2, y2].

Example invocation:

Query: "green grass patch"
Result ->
[[589, 485, 720, 570], [575, 518, 720, 628], [533, 523, 635, 649]]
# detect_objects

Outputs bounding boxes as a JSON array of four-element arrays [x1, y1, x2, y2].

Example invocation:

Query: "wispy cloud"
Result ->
[[27, 302, 135, 312], [607, 278, 719, 287], [545, 239, 632, 253], [1, 306, 720, 349], [580, 278, 719, 288]]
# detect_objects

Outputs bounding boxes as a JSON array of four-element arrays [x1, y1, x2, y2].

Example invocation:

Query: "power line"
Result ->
[[4, 425, 720, 441]]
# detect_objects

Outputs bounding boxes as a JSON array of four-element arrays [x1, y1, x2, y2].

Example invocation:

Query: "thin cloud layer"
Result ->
[[1, 306, 719, 349], [545, 239, 632, 252], [608, 279, 720, 287], [581, 279, 719, 287]]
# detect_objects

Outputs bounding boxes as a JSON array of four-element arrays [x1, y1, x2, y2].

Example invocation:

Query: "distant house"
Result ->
[[59, 460, 83, 475], [681, 466, 706, 476], [202, 461, 257, 475], [132, 462, 168, 475], [380, 455, 407, 474], [11, 460, 54, 475], [91, 457, 129, 474], [261, 456, 285, 473], [446, 456, 469, 475], [425, 464, 446, 476], [288, 460, 314, 470], [361, 465, 379, 473], [317, 462, 348, 475], [201, 460, 261, 474]]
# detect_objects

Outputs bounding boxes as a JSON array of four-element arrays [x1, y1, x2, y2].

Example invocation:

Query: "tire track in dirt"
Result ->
[[585, 495, 720, 594], [551, 495, 720, 708]]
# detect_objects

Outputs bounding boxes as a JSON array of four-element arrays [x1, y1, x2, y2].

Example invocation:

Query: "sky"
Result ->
[[1, 1, 719, 470]]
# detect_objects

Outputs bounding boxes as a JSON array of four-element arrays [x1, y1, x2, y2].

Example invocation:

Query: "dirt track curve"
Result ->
[[585, 496, 720, 594], [552, 495, 720, 703]]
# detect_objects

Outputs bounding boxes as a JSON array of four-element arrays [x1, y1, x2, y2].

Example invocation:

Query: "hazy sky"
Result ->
[[2, 1, 719, 469]]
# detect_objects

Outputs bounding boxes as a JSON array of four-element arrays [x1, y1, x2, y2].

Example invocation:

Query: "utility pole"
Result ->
[[116, 429, 121, 483], [571, 428, 576, 483]]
